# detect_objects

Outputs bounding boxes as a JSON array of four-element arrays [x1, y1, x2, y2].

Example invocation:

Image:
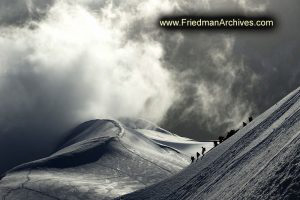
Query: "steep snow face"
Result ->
[[0, 119, 211, 199], [120, 87, 300, 200]]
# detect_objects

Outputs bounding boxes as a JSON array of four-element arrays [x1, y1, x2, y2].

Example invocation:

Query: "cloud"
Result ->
[[0, 0, 176, 173], [0, 0, 54, 26], [160, 32, 257, 139], [158, 0, 300, 140]]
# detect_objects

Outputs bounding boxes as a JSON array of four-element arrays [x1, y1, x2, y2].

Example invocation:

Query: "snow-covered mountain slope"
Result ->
[[120, 87, 300, 200], [138, 129, 214, 155], [120, 118, 214, 155], [0, 119, 211, 199]]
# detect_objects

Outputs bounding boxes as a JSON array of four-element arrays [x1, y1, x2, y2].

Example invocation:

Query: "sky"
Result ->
[[0, 0, 299, 173]]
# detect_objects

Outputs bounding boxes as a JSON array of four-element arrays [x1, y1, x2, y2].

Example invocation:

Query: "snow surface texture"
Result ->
[[0, 118, 211, 199], [120, 87, 300, 200]]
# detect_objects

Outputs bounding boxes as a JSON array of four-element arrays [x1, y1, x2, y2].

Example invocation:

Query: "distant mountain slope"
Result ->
[[120, 87, 300, 200], [0, 119, 211, 199]]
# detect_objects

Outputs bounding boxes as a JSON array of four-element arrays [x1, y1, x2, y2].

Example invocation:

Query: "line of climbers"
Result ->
[[191, 147, 206, 163], [191, 116, 254, 163], [217, 116, 253, 144]]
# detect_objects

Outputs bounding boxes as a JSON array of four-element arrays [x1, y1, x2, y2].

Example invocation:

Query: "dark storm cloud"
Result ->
[[160, 32, 255, 140], [232, 0, 300, 112], [159, 0, 300, 140]]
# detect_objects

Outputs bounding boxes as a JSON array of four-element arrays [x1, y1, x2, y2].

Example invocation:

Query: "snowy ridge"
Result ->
[[3, 119, 125, 173], [119, 87, 300, 200], [0, 118, 211, 199]]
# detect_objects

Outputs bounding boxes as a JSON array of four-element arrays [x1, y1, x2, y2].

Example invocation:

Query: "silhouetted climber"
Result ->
[[196, 152, 200, 160], [219, 136, 225, 143], [191, 156, 195, 163], [213, 141, 218, 147], [226, 129, 239, 139], [201, 147, 206, 156], [249, 116, 253, 122], [226, 130, 234, 138], [243, 122, 247, 127]]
